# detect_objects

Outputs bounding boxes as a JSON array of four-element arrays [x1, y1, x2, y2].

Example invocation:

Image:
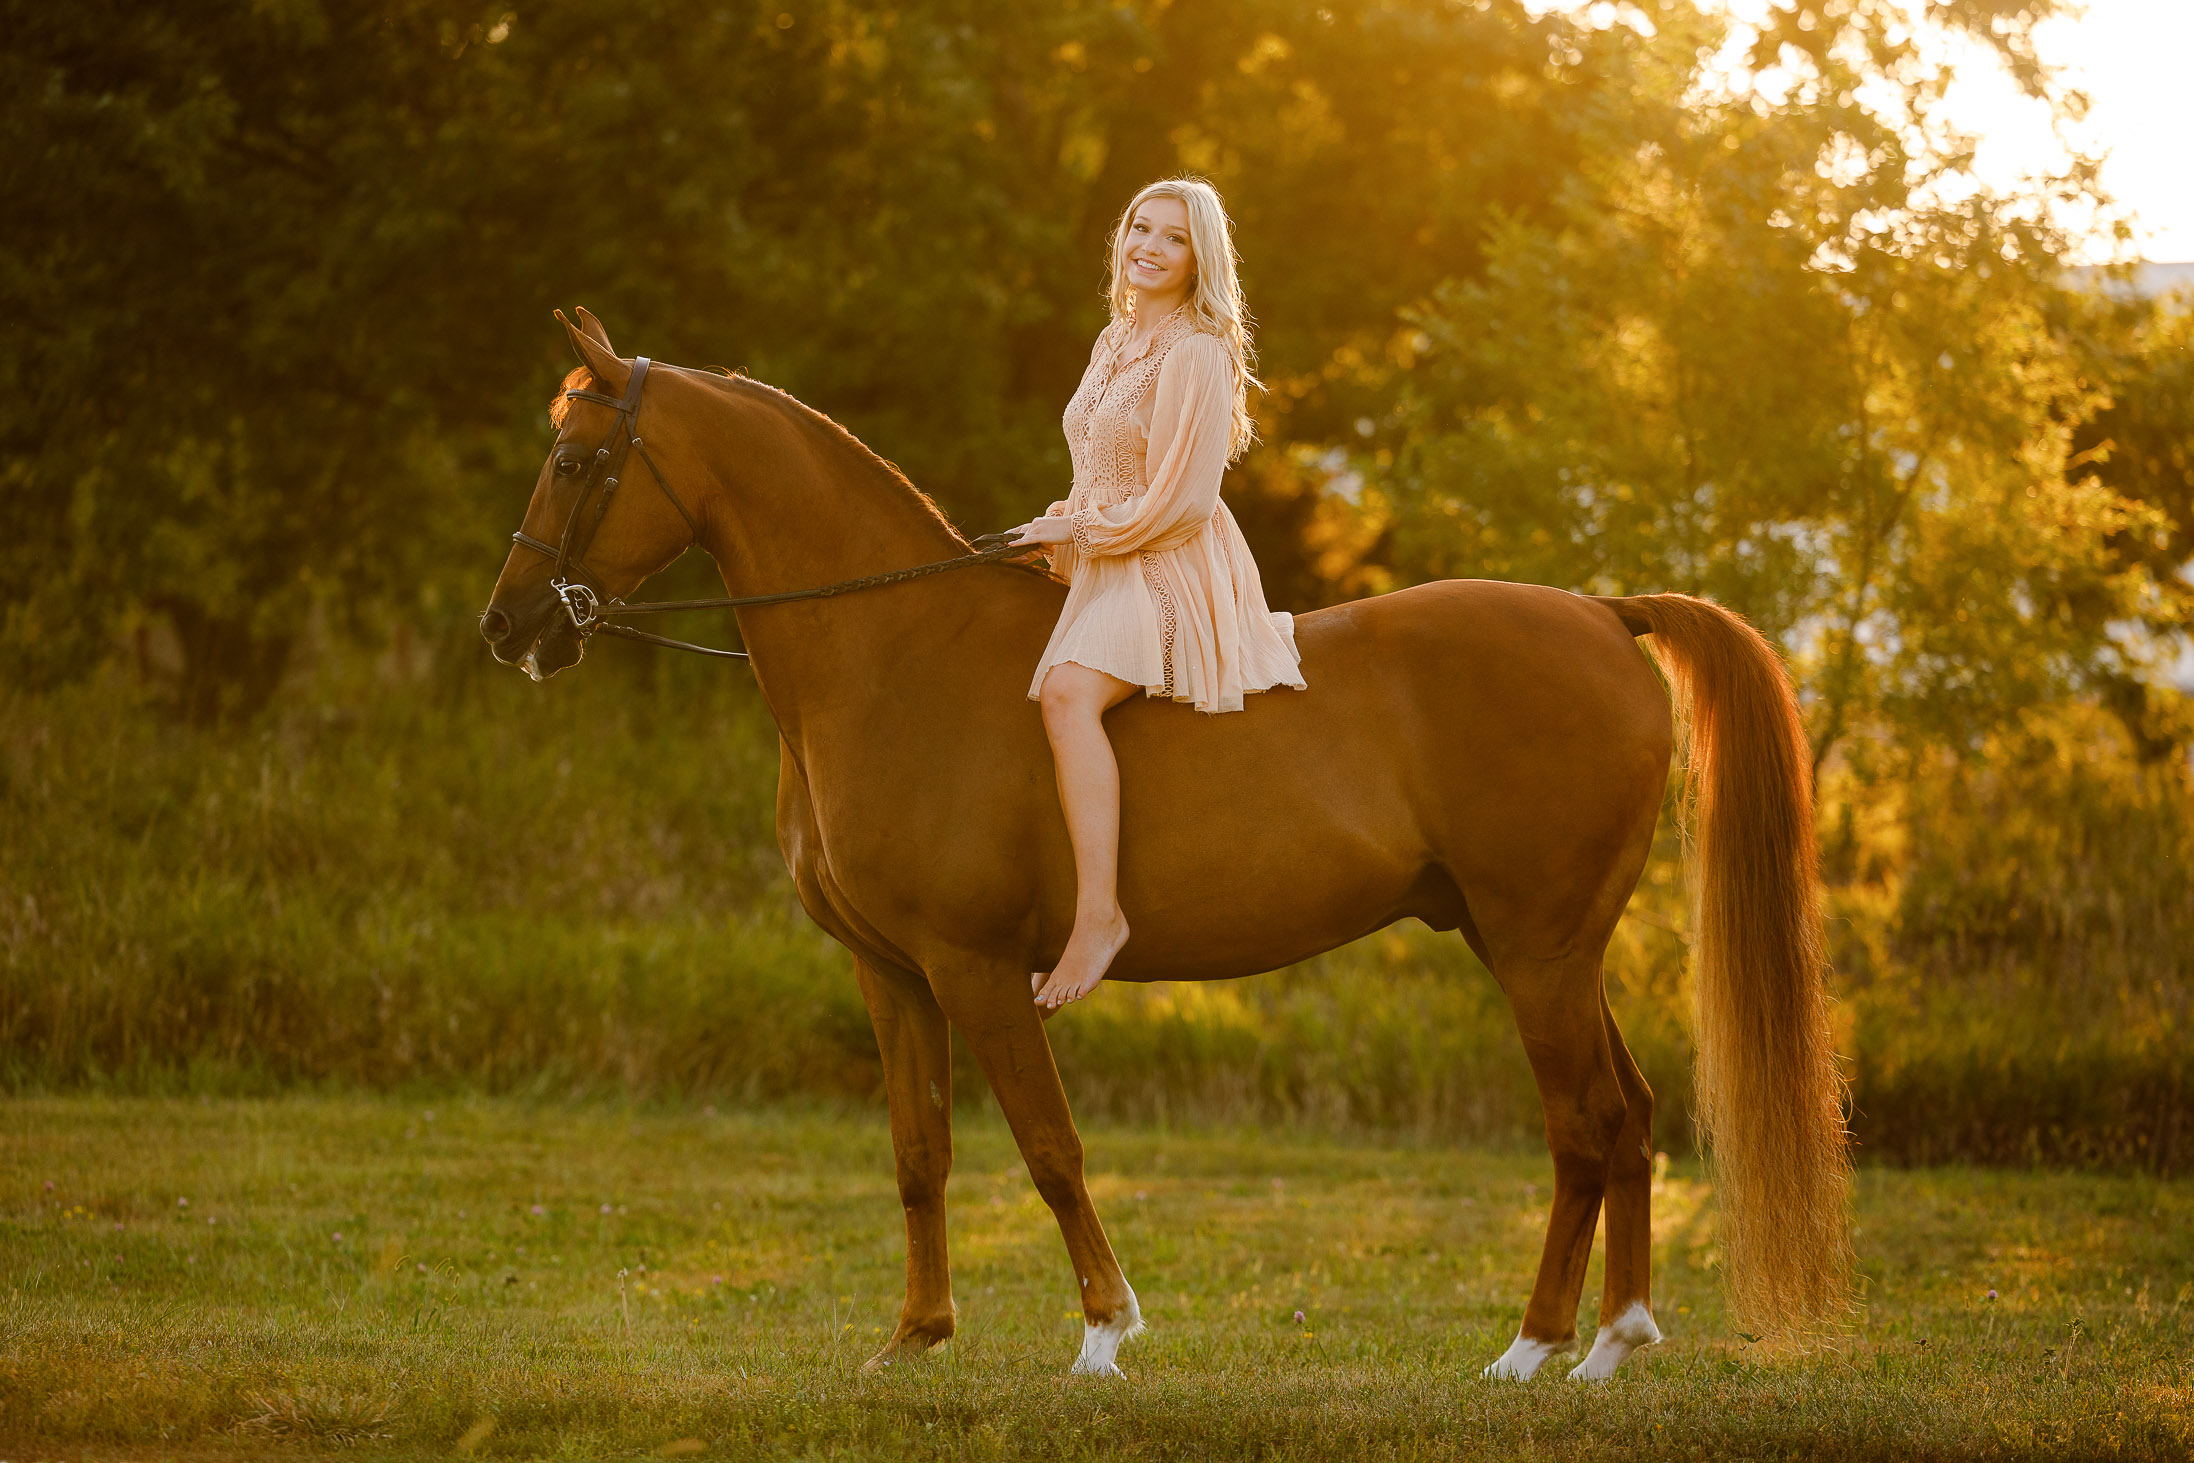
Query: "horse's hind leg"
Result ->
[[856, 957, 959, 1369], [930, 961, 1141, 1376], [1481, 949, 1634, 1381], [1568, 990, 1663, 1380]]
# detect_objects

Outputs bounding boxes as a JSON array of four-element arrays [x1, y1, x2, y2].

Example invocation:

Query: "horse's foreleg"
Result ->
[[856, 957, 958, 1370], [1483, 954, 1632, 1382], [1567, 990, 1662, 1380], [933, 966, 1141, 1376]]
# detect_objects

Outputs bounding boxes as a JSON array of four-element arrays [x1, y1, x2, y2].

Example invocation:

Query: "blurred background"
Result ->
[[3, 0, 2189, 1171]]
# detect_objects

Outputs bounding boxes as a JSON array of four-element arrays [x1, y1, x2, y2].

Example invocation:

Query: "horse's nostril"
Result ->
[[479, 608, 511, 645]]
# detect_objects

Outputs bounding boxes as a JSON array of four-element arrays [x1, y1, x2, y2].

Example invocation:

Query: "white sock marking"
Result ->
[[1070, 1283, 1144, 1377], [1481, 1330, 1568, 1381], [1567, 1302, 1663, 1381]]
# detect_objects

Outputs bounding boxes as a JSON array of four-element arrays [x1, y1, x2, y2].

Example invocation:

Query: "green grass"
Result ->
[[3, 1096, 2190, 1459]]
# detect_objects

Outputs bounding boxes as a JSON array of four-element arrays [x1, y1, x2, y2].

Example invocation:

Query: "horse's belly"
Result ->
[[1101, 688, 1436, 979]]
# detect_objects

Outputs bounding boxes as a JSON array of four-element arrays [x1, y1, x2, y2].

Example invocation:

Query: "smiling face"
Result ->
[[1122, 196, 1195, 311]]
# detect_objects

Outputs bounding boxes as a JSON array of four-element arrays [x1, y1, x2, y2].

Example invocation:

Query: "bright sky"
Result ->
[[1527, 0, 2194, 263], [1934, 0, 2194, 262]]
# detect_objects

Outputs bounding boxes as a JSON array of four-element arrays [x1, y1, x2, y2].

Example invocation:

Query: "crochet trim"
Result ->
[[1139, 551, 1178, 698]]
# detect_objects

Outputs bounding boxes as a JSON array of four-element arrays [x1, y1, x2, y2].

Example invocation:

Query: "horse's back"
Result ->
[[1115, 578, 1671, 779], [1096, 579, 1675, 977], [1297, 578, 1667, 725]]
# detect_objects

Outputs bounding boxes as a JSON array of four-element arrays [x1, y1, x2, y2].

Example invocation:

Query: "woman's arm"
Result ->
[[1067, 333, 1233, 558]]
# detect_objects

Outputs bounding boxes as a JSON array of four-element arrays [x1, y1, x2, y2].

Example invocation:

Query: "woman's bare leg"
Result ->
[[1033, 662, 1140, 1008]]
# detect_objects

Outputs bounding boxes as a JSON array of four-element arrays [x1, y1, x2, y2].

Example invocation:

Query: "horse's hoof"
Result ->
[[1567, 1303, 1662, 1381], [862, 1330, 950, 1374], [1069, 1288, 1144, 1377], [1481, 1331, 1569, 1381]]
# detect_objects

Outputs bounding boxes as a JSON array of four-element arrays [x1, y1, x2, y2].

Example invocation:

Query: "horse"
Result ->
[[479, 309, 1850, 1381]]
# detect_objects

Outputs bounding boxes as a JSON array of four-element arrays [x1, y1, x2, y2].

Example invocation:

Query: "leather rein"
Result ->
[[506, 356, 1032, 661]]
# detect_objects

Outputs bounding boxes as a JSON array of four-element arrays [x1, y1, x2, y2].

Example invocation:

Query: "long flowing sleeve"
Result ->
[[1068, 332, 1233, 559]]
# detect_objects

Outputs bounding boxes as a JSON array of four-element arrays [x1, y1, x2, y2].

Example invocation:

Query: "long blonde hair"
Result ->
[[1106, 178, 1259, 459]]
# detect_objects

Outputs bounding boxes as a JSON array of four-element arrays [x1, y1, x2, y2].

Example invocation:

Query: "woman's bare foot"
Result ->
[[1032, 910, 1131, 1009]]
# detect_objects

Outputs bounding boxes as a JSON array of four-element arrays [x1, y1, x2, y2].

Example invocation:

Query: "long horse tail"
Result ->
[[1593, 592, 1853, 1339]]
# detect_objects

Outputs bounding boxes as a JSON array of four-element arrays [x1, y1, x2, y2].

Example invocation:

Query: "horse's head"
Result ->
[[479, 309, 701, 679]]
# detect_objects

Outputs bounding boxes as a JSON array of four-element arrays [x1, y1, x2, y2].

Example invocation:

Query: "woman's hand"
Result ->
[[1009, 515, 1075, 547]]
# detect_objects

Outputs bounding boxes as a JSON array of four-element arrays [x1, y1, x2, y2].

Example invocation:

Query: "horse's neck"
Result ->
[[686, 380, 982, 733]]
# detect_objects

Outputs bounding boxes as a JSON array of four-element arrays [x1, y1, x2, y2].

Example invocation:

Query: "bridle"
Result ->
[[503, 356, 1031, 661]]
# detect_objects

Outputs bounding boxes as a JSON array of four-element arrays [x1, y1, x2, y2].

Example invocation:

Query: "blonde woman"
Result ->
[[1010, 178, 1307, 1011]]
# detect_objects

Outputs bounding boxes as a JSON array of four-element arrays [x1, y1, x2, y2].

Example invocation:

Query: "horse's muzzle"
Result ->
[[479, 584, 583, 680]]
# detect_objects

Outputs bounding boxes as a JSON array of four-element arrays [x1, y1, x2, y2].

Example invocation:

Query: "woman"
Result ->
[[1010, 178, 1307, 1012]]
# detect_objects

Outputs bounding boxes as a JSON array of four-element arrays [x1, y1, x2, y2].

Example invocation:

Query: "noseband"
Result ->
[[504, 357, 1030, 661]]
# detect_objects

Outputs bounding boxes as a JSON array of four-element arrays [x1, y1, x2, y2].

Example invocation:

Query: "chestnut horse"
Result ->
[[480, 311, 1850, 1381]]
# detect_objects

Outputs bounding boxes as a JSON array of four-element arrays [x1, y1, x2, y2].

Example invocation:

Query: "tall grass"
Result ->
[[3, 637, 2187, 1168], [1824, 708, 2194, 1172]]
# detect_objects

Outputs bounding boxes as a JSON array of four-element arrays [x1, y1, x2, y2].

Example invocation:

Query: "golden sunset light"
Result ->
[[8, 3, 2191, 1456]]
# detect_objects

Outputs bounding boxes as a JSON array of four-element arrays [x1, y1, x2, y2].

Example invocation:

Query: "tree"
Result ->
[[1373, 0, 2173, 768], [1, 0, 1611, 715]]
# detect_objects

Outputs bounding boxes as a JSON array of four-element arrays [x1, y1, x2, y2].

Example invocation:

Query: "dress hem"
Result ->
[[1028, 658, 1307, 717]]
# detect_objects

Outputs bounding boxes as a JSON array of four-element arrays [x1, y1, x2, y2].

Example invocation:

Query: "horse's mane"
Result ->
[[550, 364, 1058, 583]]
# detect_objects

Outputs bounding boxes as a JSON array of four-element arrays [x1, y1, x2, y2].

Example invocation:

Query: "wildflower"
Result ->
[[530, 1204, 545, 1216], [176, 1197, 189, 1209], [1987, 1289, 1998, 1301], [332, 1232, 344, 1243], [601, 1203, 613, 1215], [1294, 1310, 1306, 1324]]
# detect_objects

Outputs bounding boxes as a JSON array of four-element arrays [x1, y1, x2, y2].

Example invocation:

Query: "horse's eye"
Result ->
[[554, 455, 583, 478]]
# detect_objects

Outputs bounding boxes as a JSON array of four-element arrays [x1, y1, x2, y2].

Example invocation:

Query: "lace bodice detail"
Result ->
[[1060, 309, 1198, 513]]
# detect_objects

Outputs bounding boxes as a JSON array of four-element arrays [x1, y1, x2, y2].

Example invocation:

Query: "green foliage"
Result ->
[[9, 0, 2186, 730], [7, 664, 2191, 1171], [0, 657, 1663, 1144], [4, 1096, 2191, 1459], [1824, 703, 2194, 1171], [1374, 0, 2179, 768], [2, 0, 1602, 711]]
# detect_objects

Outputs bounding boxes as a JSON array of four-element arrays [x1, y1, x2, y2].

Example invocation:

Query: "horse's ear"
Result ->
[[556, 309, 630, 396], [572, 306, 615, 351]]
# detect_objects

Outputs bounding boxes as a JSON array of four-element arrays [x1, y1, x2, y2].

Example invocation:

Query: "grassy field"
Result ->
[[3, 1097, 2190, 1460]]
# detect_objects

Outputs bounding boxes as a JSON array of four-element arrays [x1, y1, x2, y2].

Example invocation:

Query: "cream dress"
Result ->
[[1027, 309, 1307, 714]]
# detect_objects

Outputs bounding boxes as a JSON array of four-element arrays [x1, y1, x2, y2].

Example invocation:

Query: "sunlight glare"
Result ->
[[1523, 0, 2193, 262]]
